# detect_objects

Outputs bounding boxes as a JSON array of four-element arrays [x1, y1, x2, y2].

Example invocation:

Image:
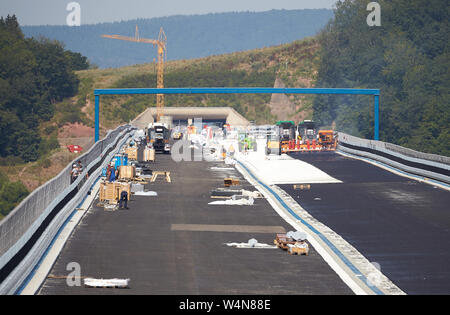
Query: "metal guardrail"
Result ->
[[338, 132, 450, 184], [0, 125, 135, 294]]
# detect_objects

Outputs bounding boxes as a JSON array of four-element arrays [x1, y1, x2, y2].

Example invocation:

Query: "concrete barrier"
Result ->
[[338, 132, 450, 184]]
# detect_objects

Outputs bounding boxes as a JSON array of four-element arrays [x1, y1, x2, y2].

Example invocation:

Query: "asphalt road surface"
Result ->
[[283, 152, 450, 295], [38, 152, 352, 295]]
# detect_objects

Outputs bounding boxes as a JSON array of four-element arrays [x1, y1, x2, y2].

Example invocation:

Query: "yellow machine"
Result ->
[[278, 120, 338, 153], [318, 130, 337, 150], [102, 26, 167, 121]]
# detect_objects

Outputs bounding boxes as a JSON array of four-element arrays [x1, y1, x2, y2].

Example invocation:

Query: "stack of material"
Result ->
[[224, 178, 240, 187], [131, 183, 144, 193], [273, 233, 296, 250], [119, 165, 136, 180], [125, 147, 138, 160], [99, 182, 131, 202], [143, 148, 155, 162], [287, 242, 310, 256]]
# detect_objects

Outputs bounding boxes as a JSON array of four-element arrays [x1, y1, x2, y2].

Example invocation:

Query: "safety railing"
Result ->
[[0, 125, 135, 294], [338, 132, 450, 184]]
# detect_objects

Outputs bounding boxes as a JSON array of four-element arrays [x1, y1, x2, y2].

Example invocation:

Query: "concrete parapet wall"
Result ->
[[338, 132, 450, 184]]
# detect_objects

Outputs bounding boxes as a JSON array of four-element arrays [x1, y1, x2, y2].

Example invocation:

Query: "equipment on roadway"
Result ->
[[276, 121, 296, 154], [318, 130, 337, 150], [146, 123, 171, 154], [172, 131, 183, 140], [277, 120, 338, 153], [297, 120, 316, 142], [265, 125, 280, 155]]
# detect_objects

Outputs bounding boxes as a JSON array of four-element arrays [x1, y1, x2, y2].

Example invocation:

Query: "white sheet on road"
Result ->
[[84, 278, 130, 288], [134, 191, 158, 196], [237, 152, 341, 185]]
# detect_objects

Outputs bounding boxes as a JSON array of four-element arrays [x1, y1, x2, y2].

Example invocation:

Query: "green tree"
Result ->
[[313, 0, 449, 156]]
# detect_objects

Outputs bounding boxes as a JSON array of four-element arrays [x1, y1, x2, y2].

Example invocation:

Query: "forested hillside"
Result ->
[[0, 15, 90, 218], [22, 9, 332, 68], [313, 0, 449, 156], [0, 15, 90, 163]]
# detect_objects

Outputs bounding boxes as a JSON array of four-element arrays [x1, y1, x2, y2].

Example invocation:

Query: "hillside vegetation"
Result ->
[[313, 0, 449, 156], [77, 37, 320, 127], [0, 15, 91, 218]]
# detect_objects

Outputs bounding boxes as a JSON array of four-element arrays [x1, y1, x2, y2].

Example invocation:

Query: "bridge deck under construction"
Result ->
[[38, 153, 352, 295], [284, 152, 450, 295]]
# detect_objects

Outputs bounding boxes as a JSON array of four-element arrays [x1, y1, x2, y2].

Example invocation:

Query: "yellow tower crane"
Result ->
[[101, 26, 167, 121]]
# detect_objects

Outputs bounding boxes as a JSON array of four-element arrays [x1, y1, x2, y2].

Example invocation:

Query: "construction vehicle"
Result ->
[[297, 120, 317, 142], [278, 120, 337, 153], [172, 131, 183, 140], [276, 121, 296, 154], [102, 26, 167, 121], [146, 123, 171, 154], [265, 125, 280, 155], [317, 130, 337, 150]]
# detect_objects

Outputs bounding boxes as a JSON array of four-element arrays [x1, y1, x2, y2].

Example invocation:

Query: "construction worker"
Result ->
[[221, 146, 226, 160], [70, 164, 79, 184], [228, 144, 235, 157], [77, 160, 88, 179], [109, 165, 117, 182], [119, 190, 129, 209]]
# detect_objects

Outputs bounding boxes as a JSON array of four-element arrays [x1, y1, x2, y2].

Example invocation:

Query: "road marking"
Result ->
[[171, 224, 286, 234]]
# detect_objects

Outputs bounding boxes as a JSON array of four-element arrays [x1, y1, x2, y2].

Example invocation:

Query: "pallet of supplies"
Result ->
[[99, 182, 117, 202], [99, 181, 131, 202], [125, 147, 138, 160], [119, 165, 136, 180], [287, 241, 309, 256], [143, 148, 155, 162], [115, 182, 131, 200], [273, 233, 296, 250], [224, 178, 240, 187]]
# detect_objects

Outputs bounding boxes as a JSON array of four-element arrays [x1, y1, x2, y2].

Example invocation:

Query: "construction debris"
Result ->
[[224, 178, 240, 187], [293, 184, 311, 190], [131, 183, 144, 193], [225, 238, 277, 249], [209, 196, 254, 206], [84, 278, 130, 288], [287, 242, 309, 256], [134, 191, 158, 196], [274, 233, 296, 250], [224, 157, 236, 165], [274, 231, 309, 255], [210, 167, 235, 171], [210, 189, 263, 199]]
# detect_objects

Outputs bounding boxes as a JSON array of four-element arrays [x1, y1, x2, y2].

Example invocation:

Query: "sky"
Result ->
[[0, 0, 337, 26]]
